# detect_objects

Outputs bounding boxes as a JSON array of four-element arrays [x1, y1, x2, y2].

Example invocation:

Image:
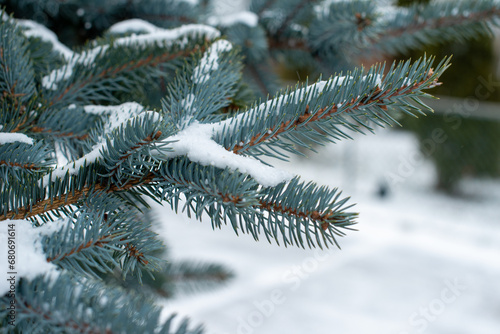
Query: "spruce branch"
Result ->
[[0, 18, 36, 105], [0, 274, 203, 334], [381, 7, 500, 40], [163, 260, 234, 296], [368, 1, 500, 54], [47, 47, 203, 107], [34, 192, 164, 281], [145, 158, 354, 249], [0, 171, 158, 221], [31, 126, 90, 141], [161, 40, 242, 127], [275, 0, 320, 37], [216, 56, 449, 158], [312, 0, 500, 57], [0, 141, 52, 181]]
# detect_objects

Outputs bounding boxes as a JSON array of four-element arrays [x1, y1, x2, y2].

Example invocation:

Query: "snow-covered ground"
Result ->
[[155, 128, 500, 334]]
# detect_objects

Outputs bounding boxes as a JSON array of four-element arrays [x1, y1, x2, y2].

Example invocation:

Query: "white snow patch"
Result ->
[[112, 20, 220, 47], [158, 121, 292, 187], [42, 46, 108, 90], [0, 132, 34, 145], [17, 19, 74, 61], [1, 10, 9, 21], [108, 18, 161, 34], [0, 220, 61, 296], [45, 104, 158, 184], [42, 23, 220, 90], [192, 39, 233, 84], [84, 102, 145, 132], [55, 142, 69, 166], [208, 11, 259, 27], [180, 93, 196, 111]]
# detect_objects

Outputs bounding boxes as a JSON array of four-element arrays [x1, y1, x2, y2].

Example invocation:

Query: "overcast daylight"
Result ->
[[1, 0, 499, 333]]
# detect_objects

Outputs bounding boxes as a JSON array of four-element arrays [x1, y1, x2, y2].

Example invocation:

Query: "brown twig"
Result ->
[[20, 301, 113, 334], [31, 126, 89, 140], [258, 199, 336, 231], [371, 7, 500, 45], [50, 48, 201, 106], [108, 130, 162, 176], [0, 161, 41, 170], [46, 234, 112, 262], [232, 69, 438, 154]]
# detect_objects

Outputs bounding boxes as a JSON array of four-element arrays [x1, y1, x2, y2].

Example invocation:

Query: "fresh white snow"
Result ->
[[161, 121, 292, 187], [0, 220, 61, 296], [207, 11, 259, 27], [0, 132, 34, 145], [84, 102, 145, 132], [44, 103, 155, 184], [156, 128, 500, 334], [108, 18, 162, 34], [41, 22, 221, 90], [192, 39, 233, 84]]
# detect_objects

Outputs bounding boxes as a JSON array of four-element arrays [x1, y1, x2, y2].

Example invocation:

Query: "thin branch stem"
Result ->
[[46, 234, 113, 262], [257, 199, 340, 231], [0, 160, 41, 170], [31, 126, 89, 140], [50, 48, 200, 106], [0, 173, 157, 221], [232, 69, 438, 154], [371, 7, 500, 46]]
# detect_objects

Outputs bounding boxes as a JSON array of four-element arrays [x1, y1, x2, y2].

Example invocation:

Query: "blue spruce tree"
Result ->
[[1, 0, 499, 332]]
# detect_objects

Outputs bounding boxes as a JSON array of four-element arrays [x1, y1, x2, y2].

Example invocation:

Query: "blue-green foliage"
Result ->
[[0, 274, 203, 334], [43, 38, 202, 108], [0, 19, 36, 105], [215, 56, 449, 158], [1, 0, 499, 332], [162, 48, 243, 127], [0, 141, 53, 182], [99, 111, 172, 185], [41, 192, 164, 281]]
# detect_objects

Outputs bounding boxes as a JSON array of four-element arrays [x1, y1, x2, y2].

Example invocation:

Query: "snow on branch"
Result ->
[[41, 21, 221, 91], [43, 103, 158, 184], [0, 220, 61, 295], [0, 133, 34, 145], [210, 56, 448, 157], [159, 121, 292, 187], [192, 39, 233, 84], [16, 19, 74, 61]]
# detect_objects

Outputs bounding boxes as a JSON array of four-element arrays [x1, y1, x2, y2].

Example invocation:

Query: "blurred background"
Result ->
[[157, 1, 500, 332], [3, 0, 499, 332]]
